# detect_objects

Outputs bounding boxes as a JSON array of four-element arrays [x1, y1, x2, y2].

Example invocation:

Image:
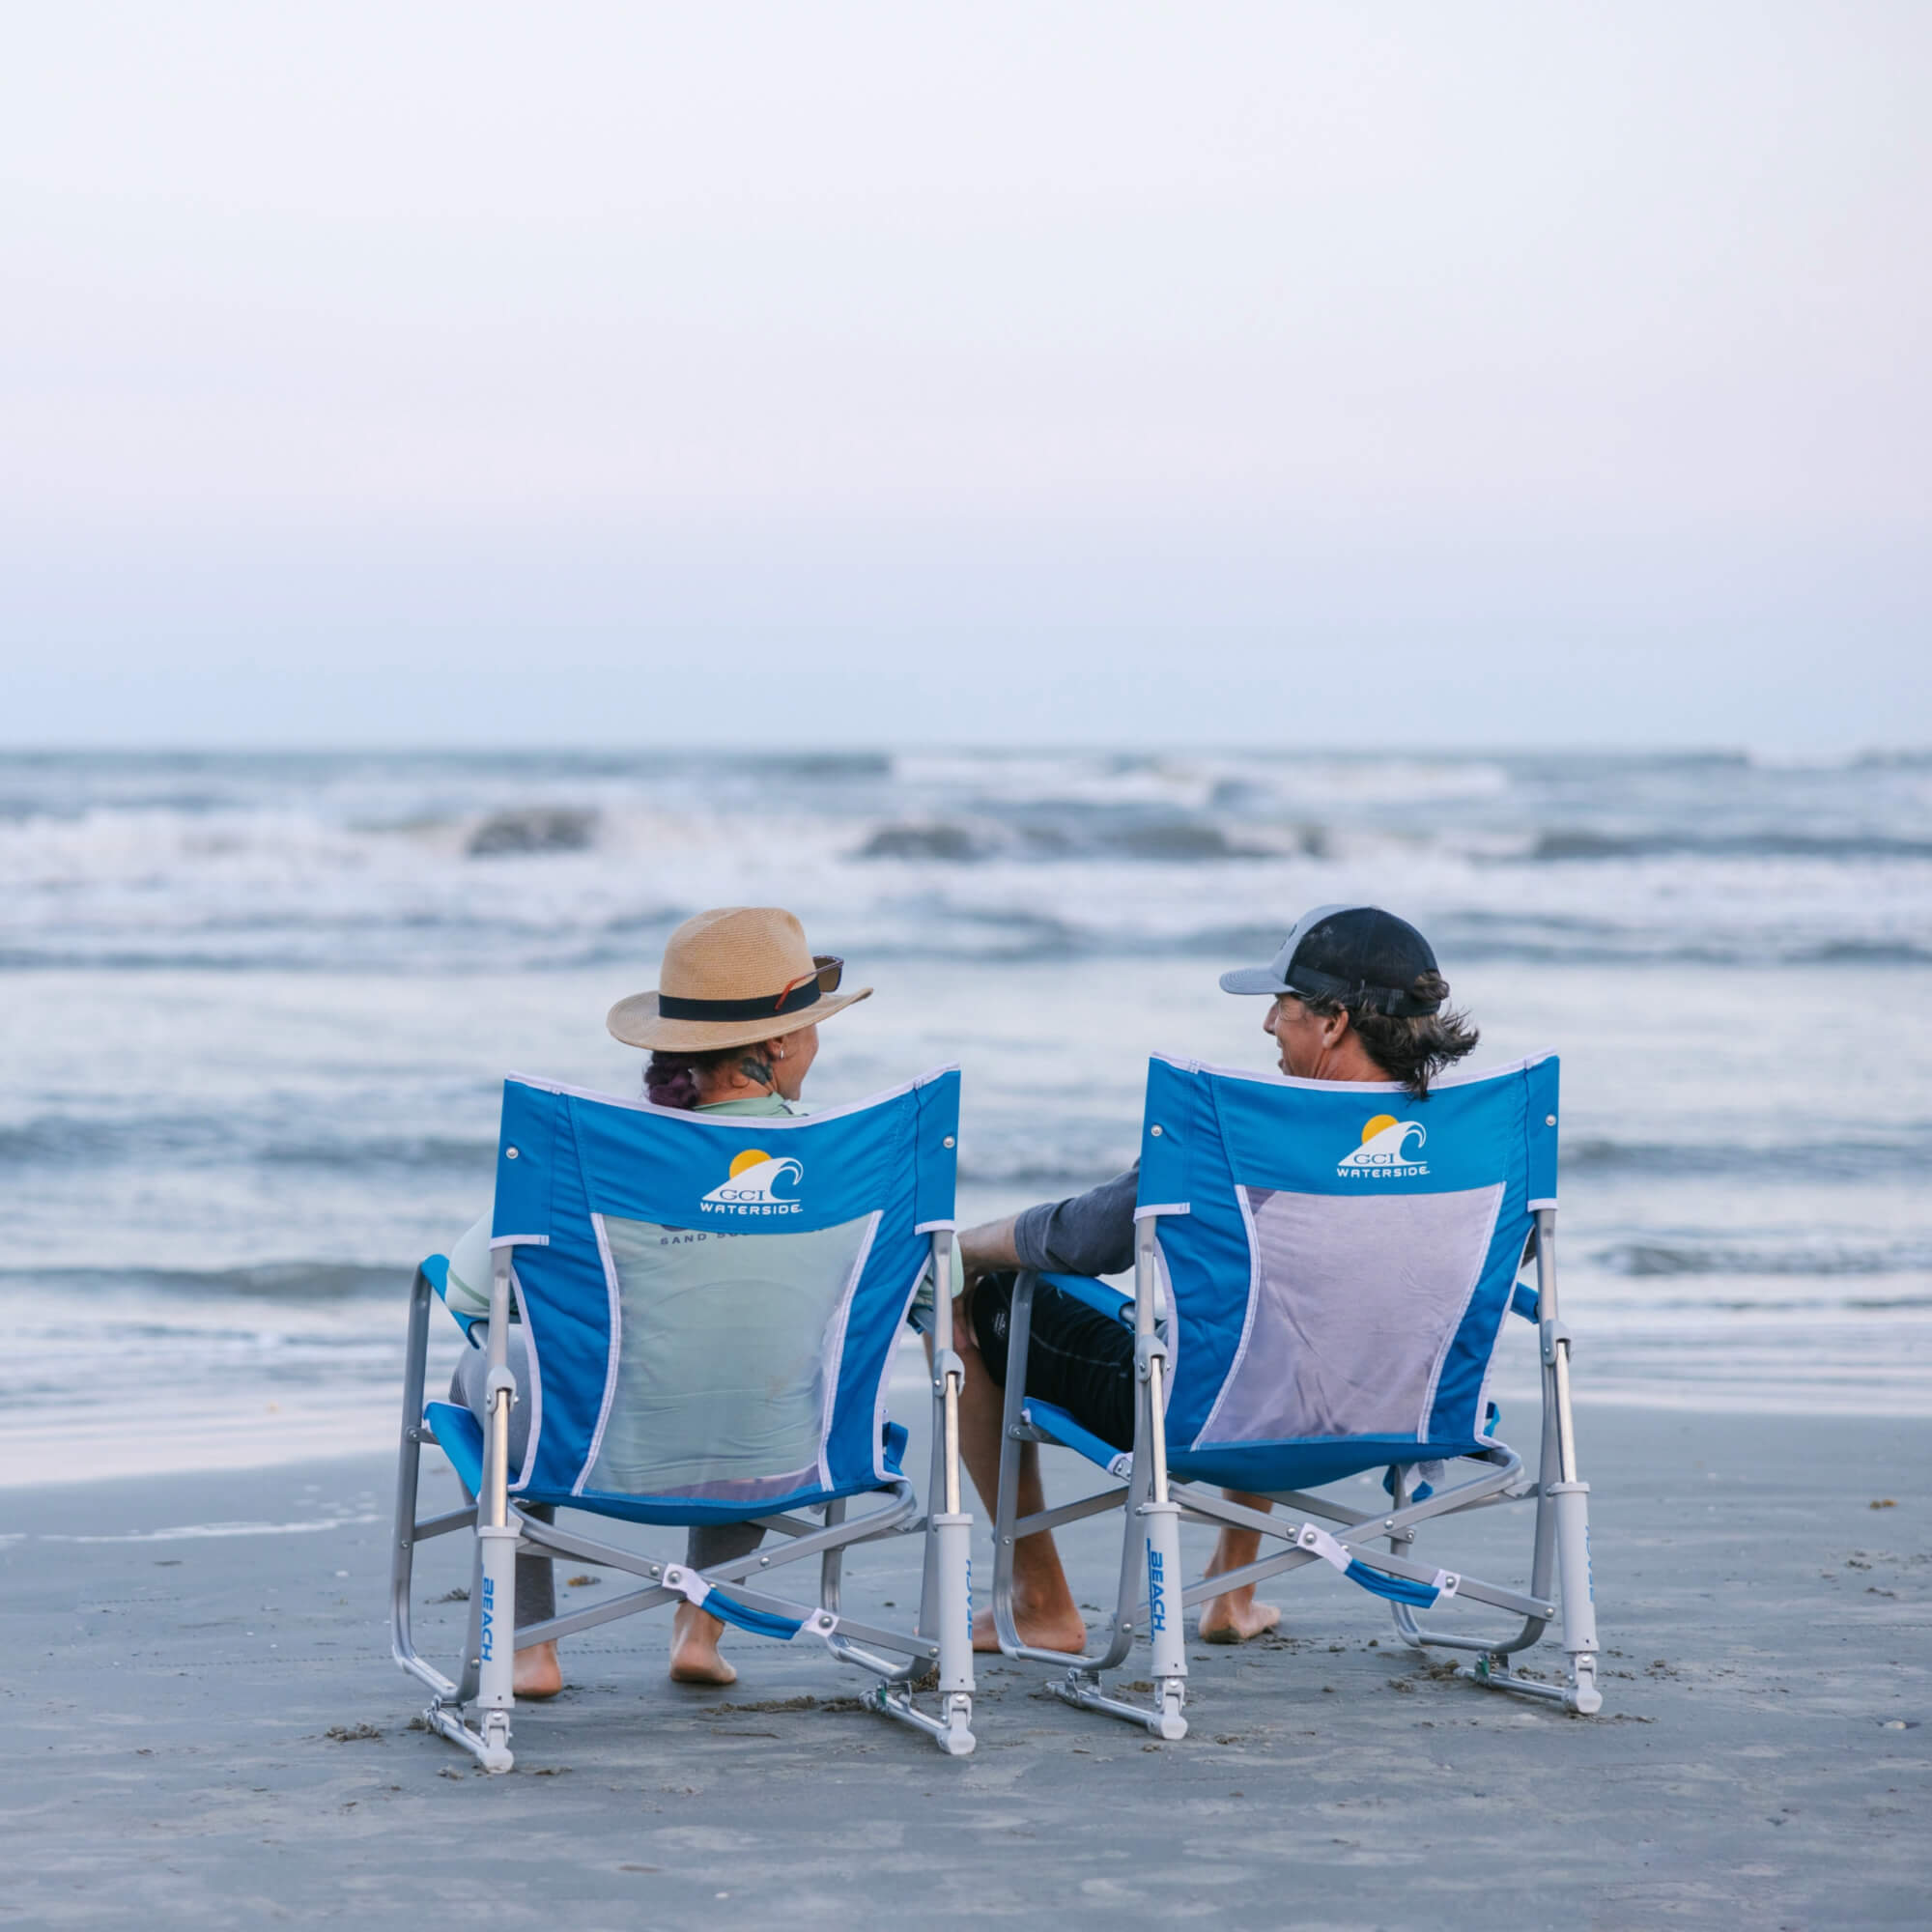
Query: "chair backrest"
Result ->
[[1136, 1052, 1558, 1466], [488, 1067, 959, 1518]]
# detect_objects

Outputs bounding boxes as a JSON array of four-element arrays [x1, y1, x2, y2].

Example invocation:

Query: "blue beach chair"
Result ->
[[390, 1067, 977, 1770], [989, 1051, 1601, 1738]]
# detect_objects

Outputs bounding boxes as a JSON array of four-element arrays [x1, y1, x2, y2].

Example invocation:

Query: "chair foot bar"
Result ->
[[827, 1634, 923, 1681], [1392, 1602, 1548, 1661], [1471, 1650, 1603, 1714], [425, 1701, 514, 1774], [875, 1684, 976, 1755], [1049, 1669, 1188, 1741]]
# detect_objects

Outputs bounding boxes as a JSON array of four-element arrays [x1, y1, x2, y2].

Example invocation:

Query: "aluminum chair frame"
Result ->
[[989, 1077, 1601, 1740], [391, 1082, 976, 1773]]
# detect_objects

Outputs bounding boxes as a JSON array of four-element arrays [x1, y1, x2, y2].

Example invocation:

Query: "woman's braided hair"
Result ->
[[644, 1045, 745, 1110]]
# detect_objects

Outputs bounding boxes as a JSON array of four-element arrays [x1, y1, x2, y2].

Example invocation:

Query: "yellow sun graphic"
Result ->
[[1360, 1114, 1398, 1143], [728, 1148, 771, 1178]]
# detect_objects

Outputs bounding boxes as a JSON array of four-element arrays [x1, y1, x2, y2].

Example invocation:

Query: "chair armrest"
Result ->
[[420, 1253, 483, 1343], [1038, 1272, 1135, 1327]]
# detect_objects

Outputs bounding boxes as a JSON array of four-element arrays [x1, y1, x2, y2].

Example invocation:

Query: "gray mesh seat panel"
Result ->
[[1198, 1184, 1504, 1444], [587, 1213, 875, 1501]]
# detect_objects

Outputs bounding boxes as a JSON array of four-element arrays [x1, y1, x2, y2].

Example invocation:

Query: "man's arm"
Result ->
[[958, 1163, 1141, 1284], [957, 1213, 1023, 1279]]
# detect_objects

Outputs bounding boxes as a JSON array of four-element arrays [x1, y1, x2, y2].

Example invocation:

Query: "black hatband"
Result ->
[[655, 981, 822, 1022]]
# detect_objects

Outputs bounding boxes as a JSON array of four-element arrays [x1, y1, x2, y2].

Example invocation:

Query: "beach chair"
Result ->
[[989, 1051, 1600, 1739], [390, 1067, 976, 1770]]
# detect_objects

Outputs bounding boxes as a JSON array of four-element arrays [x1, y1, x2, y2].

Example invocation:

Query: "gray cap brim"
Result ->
[[1219, 964, 1288, 995]]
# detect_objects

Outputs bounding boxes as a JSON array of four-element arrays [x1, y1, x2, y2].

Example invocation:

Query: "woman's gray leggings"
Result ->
[[451, 1330, 764, 1633]]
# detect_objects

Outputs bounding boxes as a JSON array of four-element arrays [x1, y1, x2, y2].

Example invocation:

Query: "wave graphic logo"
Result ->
[[1337, 1113, 1430, 1180], [699, 1148, 806, 1217]]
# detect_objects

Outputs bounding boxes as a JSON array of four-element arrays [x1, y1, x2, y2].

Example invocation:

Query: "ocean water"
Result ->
[[4, 748, 1929, 1484]]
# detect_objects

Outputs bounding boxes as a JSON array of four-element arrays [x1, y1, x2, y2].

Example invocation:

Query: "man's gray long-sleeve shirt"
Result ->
[[1009, 1162, 1141, 1279]]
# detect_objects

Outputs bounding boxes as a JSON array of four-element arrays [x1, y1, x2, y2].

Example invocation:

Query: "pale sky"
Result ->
[[2, 2, 1927, 749]]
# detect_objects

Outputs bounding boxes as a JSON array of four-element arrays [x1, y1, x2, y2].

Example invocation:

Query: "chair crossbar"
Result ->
[[410, 1505, 476, 1544], [1175, 1548, 1322, 1606], [1012, 1487, 1130, 1541], [1163, 1471, 1552, 1621], [1252, 1490, 1379, 1527], [518, 1583, 679, 1647], [1174, 1451, 1522, 1543]]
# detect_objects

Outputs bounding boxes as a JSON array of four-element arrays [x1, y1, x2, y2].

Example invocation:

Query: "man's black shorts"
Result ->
[[969, 1271, 1135, 1453]]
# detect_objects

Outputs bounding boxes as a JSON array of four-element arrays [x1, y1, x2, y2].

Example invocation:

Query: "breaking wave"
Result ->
[[1593, 1240, 1932, 1279]]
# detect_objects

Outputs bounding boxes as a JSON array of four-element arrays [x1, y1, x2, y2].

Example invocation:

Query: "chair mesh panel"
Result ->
[[1197, 1183, 1503, 1445], [587, 1212, 873, 1502]]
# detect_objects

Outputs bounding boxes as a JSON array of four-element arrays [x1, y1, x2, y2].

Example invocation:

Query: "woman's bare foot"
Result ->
[[972, 1599, 1087, 1656], [668, 1604, 738, 1686], [1198, 1585, 1281, 1644], [514, 1639, 564, 1697]]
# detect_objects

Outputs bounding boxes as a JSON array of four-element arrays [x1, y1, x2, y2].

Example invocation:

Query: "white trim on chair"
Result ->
[[1190, 1185, 1265, 1450], [510, 1258, 543, 1494], [1147, 1048, 1555, 1094], [1414, 1182, 1507, 1437], [503, 1066, 960, 1129], [576, 1212, 625, 1496], [815, 1210, 882, 1493]]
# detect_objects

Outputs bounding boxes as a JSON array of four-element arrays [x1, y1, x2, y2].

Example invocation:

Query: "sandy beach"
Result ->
[[4, 1401, 1923, 1928]]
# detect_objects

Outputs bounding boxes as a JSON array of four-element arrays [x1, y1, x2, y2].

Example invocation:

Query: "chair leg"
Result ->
[[430, 1249, 521, 1772], [1461, 1209, 1602, 1715], [1047, 1224, 1190, 1740], [877, 1227, 975, 1753], [1139, 1495, 1189, 1738], [391, 1266, 457, 1702]]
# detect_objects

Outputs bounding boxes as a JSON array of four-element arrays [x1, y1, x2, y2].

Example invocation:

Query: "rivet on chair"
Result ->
[[943, 1136, 955, 1149], [505, 1147, 520, 1159], [1545, 1116, 1555, 1127], [1150, 1124, 1164, 1137]]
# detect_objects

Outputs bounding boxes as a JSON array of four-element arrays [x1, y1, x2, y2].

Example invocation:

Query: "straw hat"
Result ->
[[606, 906, 872, 1052]]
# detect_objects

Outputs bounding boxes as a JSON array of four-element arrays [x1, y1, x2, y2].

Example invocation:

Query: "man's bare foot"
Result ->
[[1198, 1588, 1281, 1644], [668, 1605, 738, 1686], [514, 1639, 563, 1697], [972, 1601, 1087, 1656]]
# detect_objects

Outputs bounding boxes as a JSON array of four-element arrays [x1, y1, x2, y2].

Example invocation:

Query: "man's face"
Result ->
[[1264, 992, 1330, 1078]]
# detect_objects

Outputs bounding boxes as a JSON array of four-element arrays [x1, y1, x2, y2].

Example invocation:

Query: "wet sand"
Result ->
[[3, 1405, 1925, 1928]]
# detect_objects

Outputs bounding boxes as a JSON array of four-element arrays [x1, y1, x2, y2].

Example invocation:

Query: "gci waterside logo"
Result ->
[[700, 1149, 806, 1217], [1336, 1113, 1430, 1180]]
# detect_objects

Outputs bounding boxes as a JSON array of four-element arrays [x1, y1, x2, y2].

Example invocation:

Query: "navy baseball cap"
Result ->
[[1219, 904, 1443, 1017]]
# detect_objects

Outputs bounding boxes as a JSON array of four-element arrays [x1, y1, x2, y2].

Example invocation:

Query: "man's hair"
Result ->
[[1297, 970, 1479, 1101]]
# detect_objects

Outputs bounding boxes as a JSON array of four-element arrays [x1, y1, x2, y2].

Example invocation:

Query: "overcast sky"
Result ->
[[2, 2, 1926, 750]]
